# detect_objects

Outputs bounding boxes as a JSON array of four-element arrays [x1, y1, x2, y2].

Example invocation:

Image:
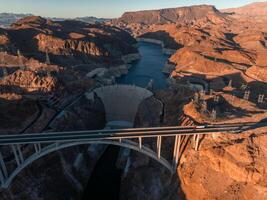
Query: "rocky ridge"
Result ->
[[0, 15, 139, 131]]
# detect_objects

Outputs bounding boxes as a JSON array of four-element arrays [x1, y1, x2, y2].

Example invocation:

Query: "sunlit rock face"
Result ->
[[3, 16, 137, 68], [178, 130, 267, 200], [222, 2, 267, 21], [113, 5, 227, 25]]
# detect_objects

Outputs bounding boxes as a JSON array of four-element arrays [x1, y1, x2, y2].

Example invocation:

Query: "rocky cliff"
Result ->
[[0, 15, 138, 132], [114, 5, 227, 25], [178, 130, 267, 200]]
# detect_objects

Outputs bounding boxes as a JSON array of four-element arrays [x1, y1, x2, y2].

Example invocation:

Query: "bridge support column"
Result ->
[[34, 143, 42, 153], [0, 152, 7, 183], [138, 137, 142, 149], [157, 136, 162, 159], [173, 135, 181, 169], [16, 144, 24, 163], [195, 134, 200, 151], [12, 145, 21, 166], [193, 134, 197, 141], [34, 144, 39, 153], [0, 167, 4, 186]]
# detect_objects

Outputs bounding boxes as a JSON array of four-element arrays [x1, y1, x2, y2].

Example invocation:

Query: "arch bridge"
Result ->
[[0, 122, 263, 189]]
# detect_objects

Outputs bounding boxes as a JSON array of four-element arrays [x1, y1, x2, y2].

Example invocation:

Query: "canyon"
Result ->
[[0, 2, 267, 200]]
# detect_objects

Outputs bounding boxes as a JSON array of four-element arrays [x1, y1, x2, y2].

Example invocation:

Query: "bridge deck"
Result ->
[[0, 122, 265, 145]]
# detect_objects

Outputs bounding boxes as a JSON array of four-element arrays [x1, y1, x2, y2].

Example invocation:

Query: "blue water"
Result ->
[[117, 41, 169, 90]]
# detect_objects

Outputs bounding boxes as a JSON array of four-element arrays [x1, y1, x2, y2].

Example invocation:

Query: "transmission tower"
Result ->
[[17, 49, 25, 70], [46, 50, 51, 65]]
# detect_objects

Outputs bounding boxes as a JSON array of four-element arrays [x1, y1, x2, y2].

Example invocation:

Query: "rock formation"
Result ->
[[0, 2, 267, 200], [109, 3, 267, 200], [0, 15, 138, 132], [113, 5, 227, 25], [222, 2, 267, 21]]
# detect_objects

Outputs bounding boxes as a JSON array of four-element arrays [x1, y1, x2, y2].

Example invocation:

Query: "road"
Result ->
[[0, 122, 266, 145]]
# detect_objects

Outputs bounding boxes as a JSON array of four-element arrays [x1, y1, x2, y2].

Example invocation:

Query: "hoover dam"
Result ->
[[86, 85, 153, 128]]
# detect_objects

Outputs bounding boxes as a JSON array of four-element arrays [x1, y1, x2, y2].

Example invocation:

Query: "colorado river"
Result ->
[[118, 41, 169, 90]]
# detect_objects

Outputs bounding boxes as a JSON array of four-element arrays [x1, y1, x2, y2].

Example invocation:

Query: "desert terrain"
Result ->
[[0, 2, 266, 200]]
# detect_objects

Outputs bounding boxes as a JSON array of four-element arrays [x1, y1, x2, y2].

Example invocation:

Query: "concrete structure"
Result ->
[[86, 85, 153, 127], [244, 90, 251, 100], [0, 122, 265, 189], [86, 68, 107, 78], [137, 38, 177, 55], [258, 94, 265, 103]]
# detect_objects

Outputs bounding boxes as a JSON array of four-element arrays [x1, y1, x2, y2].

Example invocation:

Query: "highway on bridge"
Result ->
[[0, 122, 266, 145]]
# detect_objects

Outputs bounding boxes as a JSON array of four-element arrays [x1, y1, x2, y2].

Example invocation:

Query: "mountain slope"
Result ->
[[0, 13, 32, 28], [222, 2, 267, 20], [0, 13, 110, 28]]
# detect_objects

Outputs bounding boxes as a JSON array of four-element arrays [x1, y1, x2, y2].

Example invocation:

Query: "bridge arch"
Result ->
[[2, 139, 173, 189]]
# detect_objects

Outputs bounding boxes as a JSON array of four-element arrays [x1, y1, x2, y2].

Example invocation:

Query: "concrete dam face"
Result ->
[[86, 85, 153, 127]]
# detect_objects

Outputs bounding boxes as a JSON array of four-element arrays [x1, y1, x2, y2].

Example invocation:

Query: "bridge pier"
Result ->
[[12, 145, 21, 166], [138, 137, 142, 149], [0, 168, 4, 186], [34, 143, 42, 153], [17, 145, 24, 163], [173, 135, 181, 169], [157, 136, 162, 159], [0, 152, 7, 185], [195, 134, 200, 151]]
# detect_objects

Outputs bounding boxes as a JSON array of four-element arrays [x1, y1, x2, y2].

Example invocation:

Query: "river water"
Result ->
[[83, 41, 169, 200], [118, 41, 169, 90]]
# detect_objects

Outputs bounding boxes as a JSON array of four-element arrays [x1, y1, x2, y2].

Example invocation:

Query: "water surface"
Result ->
[[118, 41, 169, 90]]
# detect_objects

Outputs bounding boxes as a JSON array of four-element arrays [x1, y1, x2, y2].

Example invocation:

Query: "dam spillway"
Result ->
[[86, 84, 153, 127]]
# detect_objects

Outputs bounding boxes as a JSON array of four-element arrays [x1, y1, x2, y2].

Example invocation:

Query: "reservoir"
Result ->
[[117, 41, 169, 90]]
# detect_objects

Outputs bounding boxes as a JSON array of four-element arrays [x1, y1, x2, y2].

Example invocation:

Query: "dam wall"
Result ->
[[136, 38, 177, 55], [86, 85, 153, 125]]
